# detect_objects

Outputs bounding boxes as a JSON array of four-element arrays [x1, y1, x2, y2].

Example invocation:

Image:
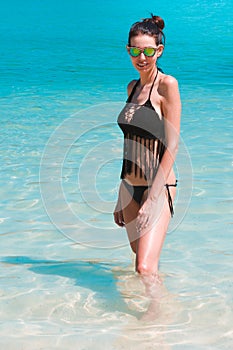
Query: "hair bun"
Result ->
[[151, 14, 165, 30]]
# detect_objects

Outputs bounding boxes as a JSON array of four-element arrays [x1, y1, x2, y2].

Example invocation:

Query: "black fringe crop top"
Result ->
[[117, 71, 166, 182]]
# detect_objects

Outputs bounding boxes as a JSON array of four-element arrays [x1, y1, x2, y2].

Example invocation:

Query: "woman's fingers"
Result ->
[[113, 211, 125, 227], [136, 212, 149, 231], [113, 212, 119, 225], [118, 210, 125, 226], [136, 198, 156, 231]]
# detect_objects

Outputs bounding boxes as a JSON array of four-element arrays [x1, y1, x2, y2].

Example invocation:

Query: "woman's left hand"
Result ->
[[136, 197, 157, 232]]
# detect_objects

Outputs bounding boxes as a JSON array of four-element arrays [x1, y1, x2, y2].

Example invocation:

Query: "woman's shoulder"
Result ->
[[127, 79, 138, 96], [158, 73, 179, 98], [159, 73, 178, 88]]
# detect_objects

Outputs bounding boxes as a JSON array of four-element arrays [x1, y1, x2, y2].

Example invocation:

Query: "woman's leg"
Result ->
[[120, 182, 140, 253], [120, 180, 176, 275], [136, 185, 176, 276]]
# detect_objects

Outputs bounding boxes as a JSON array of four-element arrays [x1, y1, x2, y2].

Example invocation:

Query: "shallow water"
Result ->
[[0, 0, 233, 349]]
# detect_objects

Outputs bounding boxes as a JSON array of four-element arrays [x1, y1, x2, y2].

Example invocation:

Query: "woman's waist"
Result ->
[[123, 174, 152, 186], [123, 169, 176, 187]]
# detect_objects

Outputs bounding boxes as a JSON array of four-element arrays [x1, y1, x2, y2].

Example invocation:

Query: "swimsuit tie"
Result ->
[[165, 180, 178, 217]]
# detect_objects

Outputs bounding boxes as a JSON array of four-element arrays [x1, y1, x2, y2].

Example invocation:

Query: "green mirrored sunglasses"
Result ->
[[127, 46, 158, 57]]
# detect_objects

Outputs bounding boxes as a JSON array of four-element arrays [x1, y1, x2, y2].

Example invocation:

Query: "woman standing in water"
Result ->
[[114, 14, 181, 281]]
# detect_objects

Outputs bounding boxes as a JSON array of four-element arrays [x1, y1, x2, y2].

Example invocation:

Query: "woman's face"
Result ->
[[128, 34, 163, 73]]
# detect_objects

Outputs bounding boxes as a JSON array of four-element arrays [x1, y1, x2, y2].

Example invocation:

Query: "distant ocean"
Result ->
[[0, 0, 232, 349]]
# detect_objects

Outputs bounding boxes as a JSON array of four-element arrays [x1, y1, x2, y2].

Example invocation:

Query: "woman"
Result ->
[[114, 14, 181, 281]]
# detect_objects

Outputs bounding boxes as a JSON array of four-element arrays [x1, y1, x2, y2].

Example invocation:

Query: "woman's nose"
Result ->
[[138, 52, 146, 59]]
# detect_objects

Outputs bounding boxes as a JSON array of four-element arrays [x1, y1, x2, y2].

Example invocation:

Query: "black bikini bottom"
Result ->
[[122, 179, 178, 217]]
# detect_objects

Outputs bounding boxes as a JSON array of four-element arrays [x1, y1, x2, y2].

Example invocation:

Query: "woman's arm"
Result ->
[[136, 75, 181, 231], [113, 80, 137, 227], [113, 183, 125, 227], [149, 75, 181, 200]]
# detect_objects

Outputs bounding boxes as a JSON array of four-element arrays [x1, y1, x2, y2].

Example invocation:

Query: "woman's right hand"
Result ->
[[113, 207, 125, 227]]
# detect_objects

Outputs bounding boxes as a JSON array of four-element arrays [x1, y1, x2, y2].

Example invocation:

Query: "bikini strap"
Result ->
[[148, 69, 159, 100], [127, 69, 159, 104]]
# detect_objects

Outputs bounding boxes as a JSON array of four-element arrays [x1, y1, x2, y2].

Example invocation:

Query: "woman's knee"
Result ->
[[136, 261, 157, 275]]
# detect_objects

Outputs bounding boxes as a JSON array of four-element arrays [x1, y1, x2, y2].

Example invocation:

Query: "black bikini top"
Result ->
[[117, 70, 165, 141], [117, 70, 166, 180]]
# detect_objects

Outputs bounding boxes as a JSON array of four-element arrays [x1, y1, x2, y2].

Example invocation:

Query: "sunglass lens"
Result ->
[[144, 47, 155, 57], [129, 47, 141, 57]]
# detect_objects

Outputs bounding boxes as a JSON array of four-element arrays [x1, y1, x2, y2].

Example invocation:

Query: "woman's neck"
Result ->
[[139, 67, 158, 87]]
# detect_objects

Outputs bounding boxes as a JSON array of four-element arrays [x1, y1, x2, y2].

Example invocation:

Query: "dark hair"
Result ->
[[128, 14, 165, 47]]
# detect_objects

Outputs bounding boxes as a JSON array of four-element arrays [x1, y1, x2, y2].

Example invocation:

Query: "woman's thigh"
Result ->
[[136, 185, 176, 274], [120, 182, 141, 252]]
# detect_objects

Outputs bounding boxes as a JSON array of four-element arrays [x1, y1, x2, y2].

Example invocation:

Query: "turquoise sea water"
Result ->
[[0, 0, 232, 349]]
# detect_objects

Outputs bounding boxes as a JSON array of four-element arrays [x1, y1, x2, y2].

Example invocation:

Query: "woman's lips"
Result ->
[[137, 62, 148, 68]]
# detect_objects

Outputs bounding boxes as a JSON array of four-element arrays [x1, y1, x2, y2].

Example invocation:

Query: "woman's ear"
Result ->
[[157, 44, 164, 58]]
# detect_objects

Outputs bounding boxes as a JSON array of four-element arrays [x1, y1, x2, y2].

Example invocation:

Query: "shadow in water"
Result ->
[[1, 255, 136, 316]]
